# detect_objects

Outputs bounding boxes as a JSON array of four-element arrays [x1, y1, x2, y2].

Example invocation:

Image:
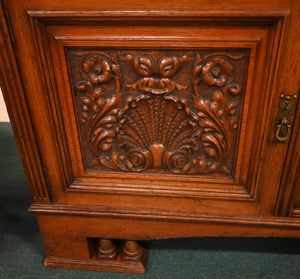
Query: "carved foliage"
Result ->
[[76, 52, 122, 159], [191, 53, 243, 173], [69, 50, 247, 175], [120, 53, 193, 94]]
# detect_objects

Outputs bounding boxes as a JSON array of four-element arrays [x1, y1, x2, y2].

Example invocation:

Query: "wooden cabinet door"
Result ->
[[1, 0, 300, 237]]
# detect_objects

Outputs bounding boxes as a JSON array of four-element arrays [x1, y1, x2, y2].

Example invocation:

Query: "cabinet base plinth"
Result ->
[[44, 250, 148, 274]]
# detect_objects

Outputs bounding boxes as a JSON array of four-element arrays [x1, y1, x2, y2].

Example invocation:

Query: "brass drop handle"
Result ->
[[275, 116, 291, 142], [275, 94, 298, 142]]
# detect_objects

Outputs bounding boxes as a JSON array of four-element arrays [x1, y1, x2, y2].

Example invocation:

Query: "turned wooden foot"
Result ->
[[96, 239, 118, 260], [44, 237, 148, 274], [121, 240, 144, 261], [94, 238, 148, 273]]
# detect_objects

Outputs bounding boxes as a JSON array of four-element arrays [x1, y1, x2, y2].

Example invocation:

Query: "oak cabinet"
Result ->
[[0, 0, 300, 274]]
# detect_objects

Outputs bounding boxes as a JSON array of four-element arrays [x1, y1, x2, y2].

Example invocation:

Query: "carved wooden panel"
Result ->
[[68, 49, 249, 176]]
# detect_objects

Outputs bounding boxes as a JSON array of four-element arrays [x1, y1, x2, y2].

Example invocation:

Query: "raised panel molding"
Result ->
[[0, 2, 50, 202], [29, 202, 300, 231], [27, 11, 286, 203]]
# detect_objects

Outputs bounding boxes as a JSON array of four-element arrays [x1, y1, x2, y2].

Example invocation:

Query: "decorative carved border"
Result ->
[[69, 49, 246, 176], [56, 41, 257, 199], [27, 11, 287, 202]]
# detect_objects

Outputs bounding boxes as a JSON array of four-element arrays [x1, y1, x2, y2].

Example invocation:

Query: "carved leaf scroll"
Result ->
[[120, 53, 193, 95], [68, 49, 248, 176]]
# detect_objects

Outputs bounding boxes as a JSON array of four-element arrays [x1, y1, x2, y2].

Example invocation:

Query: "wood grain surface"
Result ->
[[1, 0, 299, 274]]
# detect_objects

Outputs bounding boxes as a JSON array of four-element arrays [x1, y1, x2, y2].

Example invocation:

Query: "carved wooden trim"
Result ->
[[69, 180, 253, 200], [0, 2, 50, 202], [27, 10, 288, 206], [44, 254, 147, 274], [29, 203, 300, 230], [246, 10, 296, 214], [29, 17, 74, 192], [27, 10, 290, 22], [68, 50, 248, 176]]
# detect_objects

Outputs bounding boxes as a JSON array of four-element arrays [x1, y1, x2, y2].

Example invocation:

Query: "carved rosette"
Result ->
[[69, 50, 247, 175]]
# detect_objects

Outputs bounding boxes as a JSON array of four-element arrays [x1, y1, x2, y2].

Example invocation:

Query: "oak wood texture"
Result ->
[[1, 0, 300, 274], [0, 1, 50, 203], [96, 239, 118, 260], [68, 49, 247, 176], [45, 239, 147, 274]]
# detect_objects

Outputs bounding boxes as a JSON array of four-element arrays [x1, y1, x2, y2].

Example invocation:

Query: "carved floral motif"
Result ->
[[120, 53, 192, 94], [202, 58, 233, 87], [70, 50, 247, 175], [83, 55, 112, 83]]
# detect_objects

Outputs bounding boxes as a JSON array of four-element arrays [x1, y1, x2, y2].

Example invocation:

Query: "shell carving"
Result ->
[[69, 50, 247, 175], [117, 95, 201, 173]]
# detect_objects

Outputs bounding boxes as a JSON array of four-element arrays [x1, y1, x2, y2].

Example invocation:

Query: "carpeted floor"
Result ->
[[1, 121, 300, 279]]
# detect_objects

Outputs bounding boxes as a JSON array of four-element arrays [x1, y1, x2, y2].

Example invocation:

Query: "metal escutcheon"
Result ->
[[275, 94, 298, 142]]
